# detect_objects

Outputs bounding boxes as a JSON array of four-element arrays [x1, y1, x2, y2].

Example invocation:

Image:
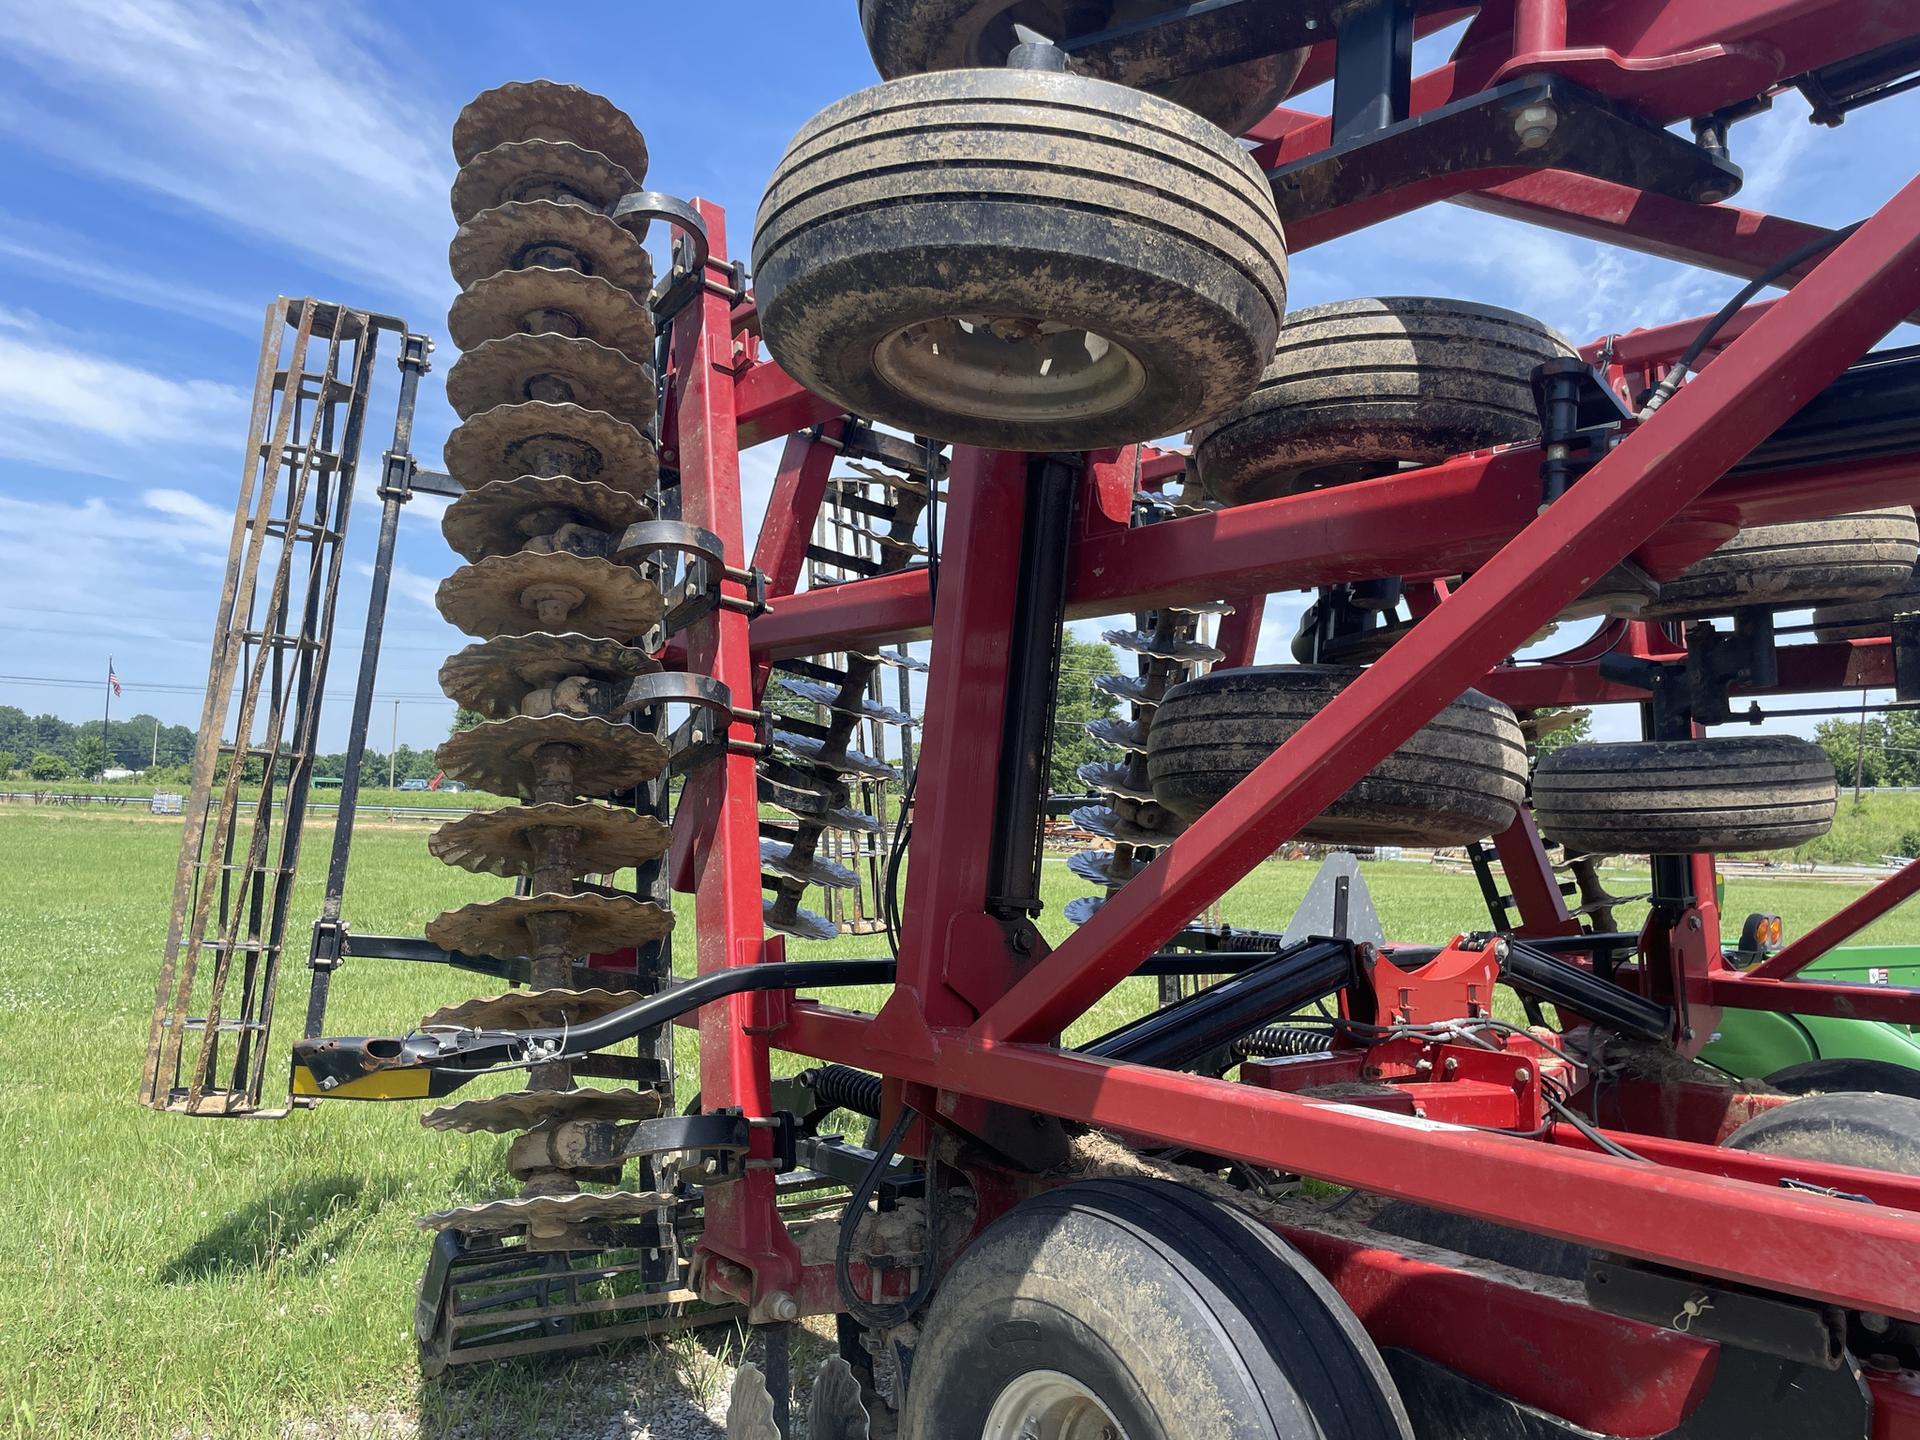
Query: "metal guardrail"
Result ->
[[0, 790, 473, 820]]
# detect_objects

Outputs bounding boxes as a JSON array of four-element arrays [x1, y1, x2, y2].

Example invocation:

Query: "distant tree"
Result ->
[[28, 752, 69, 782], [0, 750, 15, 778], [450, 707, 487, 736], [73, 734, 108, 779], [1815, 714, 1888, 790], [1050, 635, 1122, 795], [1530, 708, 1592, 757]]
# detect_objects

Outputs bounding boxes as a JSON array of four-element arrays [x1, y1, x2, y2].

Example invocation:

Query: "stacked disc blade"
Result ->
[[1070, 488, 1230, 932], [761, 435, 940, 941], [427, 79, 672, 1248]]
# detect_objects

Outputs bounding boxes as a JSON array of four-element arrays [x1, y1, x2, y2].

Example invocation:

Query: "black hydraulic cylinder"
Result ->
[[1086, 939, 1356, 1071], [1501, 941, 1673, 1042]]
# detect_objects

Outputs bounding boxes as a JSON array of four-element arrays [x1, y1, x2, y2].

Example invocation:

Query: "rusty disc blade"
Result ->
[[425, 892, 673, 963], [417, 1188, 671, 1237], [452, 137, 640, 227], [436, 551, 664, 641], [450, 199, 654, 296], [420, 985, 641, 1031], [442, 475, 652, 566], [453, 80, 649, 183], [448, 266, 656, 360], [1077, 760, 1152, 803], [440, 631, 659, 717], [423, 1085, 667, 1134], [436, 713, 668, 799], [430, 802, 671, 877], [762, 898, 838, 942], [444, 399, 657, 495], [447, 332, 657, 423]]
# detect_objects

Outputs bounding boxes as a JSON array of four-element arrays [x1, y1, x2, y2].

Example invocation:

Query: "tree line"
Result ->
[[0, 703, 461, 787]]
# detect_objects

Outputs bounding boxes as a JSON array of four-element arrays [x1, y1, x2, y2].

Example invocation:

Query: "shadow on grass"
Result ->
[[159, 1174, 365, 1282]]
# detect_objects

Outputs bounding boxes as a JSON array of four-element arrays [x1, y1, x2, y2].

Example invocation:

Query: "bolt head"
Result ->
[[767, 1291, 800, 1322], [1514, 1066, 1533, 1085], [1513, 103, 1559, 150]]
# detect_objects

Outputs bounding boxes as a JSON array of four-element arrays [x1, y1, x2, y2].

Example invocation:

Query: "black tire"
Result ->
[[1145, 665, 1528, 846], [858, 0, 1308, 136], [1764, 1058, 1920, 1102], [1532, 737, 1837, 856], [1724, 1091, 1920, 1175], [752, 68, 1288, 452], [1812, 574, 1920, 641], [1613, 507, 1918, 620], [902, 1178, 1410, 1440], [1194, 298, 1573, 506]]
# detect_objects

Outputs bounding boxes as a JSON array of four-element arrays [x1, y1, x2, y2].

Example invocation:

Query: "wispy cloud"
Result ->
[[0, 319, 247, 473], [0, 213, 265, 335], [0, 0, 455, 312]]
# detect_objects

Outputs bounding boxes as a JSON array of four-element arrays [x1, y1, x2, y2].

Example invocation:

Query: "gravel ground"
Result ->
[[279, 1322, 841, 1440]]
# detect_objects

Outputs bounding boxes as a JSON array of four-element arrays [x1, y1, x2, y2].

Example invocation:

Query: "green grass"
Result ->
[[5, 806, 1920, 1437], [1789, 790, 1920, 864]]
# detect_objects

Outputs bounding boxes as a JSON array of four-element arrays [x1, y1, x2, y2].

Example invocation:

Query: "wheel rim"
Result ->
[[871, 313, 1145, 425], [982, 1369, 1128, 1440]]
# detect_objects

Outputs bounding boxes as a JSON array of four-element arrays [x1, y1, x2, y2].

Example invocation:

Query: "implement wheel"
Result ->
[[752, 68, 1288, 452], [1146, 665, 1528, 846], [902, 1178, 1410, 1439], [1532, 737, 1837, 856], [1195, 298, 1573, 506], [1609, 507, 1918, 620], [858, 0, 1307, 135], [1725, 1092, 1920, 1175]]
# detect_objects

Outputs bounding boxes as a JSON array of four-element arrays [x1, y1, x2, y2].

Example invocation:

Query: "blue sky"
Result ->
[[1, 0, 1915, 754]]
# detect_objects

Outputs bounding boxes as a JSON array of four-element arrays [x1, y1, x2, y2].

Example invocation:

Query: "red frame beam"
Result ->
[[669, 199, 802, 1310], [778, 1000, 1920, 1321], [1748, 855, 1920, 979]]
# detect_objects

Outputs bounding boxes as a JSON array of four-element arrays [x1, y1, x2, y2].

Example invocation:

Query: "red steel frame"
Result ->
[[657, 2, 1920, 1428]]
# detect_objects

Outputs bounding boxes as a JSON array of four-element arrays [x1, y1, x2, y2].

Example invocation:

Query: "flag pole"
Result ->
[[103, 655, 114, 761]]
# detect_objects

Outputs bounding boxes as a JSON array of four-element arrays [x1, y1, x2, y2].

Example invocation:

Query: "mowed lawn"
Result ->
[[5, 806, 1920, 1438]]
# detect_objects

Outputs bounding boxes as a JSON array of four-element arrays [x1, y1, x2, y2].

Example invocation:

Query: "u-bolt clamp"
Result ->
[[612, 518, 770, 648], [610, 190, 746, 322], [615, 671, 766, 774]]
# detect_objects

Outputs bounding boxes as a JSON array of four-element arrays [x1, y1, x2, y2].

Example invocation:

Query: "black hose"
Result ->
[[1638, 220, 1863, 418], [836, 1106, 939, 1330]]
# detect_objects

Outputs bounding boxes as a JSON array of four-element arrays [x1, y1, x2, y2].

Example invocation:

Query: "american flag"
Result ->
[[108, 661, 121, 698]]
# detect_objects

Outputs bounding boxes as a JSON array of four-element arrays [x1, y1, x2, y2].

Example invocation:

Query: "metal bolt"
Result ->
[[766, 1291, 800, 1322], [1514, 1066, 1533, 1085], [1442, 1056, 1459, 1076], [1513, 102, 1559, 150], [1860, 1311, 1893, 1335]]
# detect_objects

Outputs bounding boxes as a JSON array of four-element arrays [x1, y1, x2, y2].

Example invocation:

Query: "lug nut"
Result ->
[[766, 1291, 800, 1322], [1513, 103, 1558, 150]]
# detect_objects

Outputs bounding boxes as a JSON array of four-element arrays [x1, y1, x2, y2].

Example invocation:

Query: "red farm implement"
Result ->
[[146, 3, 1920, 1436]]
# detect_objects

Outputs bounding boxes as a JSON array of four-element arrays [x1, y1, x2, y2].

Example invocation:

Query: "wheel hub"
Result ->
[[983, 1369, 1127, 1440], [872, 313, 1145, 425]]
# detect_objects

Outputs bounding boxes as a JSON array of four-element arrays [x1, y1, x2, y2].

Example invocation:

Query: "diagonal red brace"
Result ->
[[971, 173, 1920, 1046]]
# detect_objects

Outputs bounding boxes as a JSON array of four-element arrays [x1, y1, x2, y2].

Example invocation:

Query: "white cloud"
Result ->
[[0, 323, 247, 467], [0, 0, 454, 312], [0, 213, 265, 335]]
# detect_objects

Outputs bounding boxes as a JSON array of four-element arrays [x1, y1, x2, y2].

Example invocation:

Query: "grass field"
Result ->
[[5, 805, 1920, 1438]]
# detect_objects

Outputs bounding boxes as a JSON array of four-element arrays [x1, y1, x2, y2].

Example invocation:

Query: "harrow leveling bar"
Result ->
[[150, 0, 1920, 1431]]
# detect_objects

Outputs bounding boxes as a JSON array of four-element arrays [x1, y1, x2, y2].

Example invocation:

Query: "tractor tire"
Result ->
[[1194, 298, 1574, 506], [1146, 665, 1528, 847], [858, 0, 1308, 136], [901, 1178, 1411, 1440], [1724, 1091, 1920, 1175], [1763, 1058, 1920, 1103], [1813, 575, 1920, 641], [752, 67, 1288, 452], [1532, 737, 1837, 856], [1613, 507, 1919, 620]]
